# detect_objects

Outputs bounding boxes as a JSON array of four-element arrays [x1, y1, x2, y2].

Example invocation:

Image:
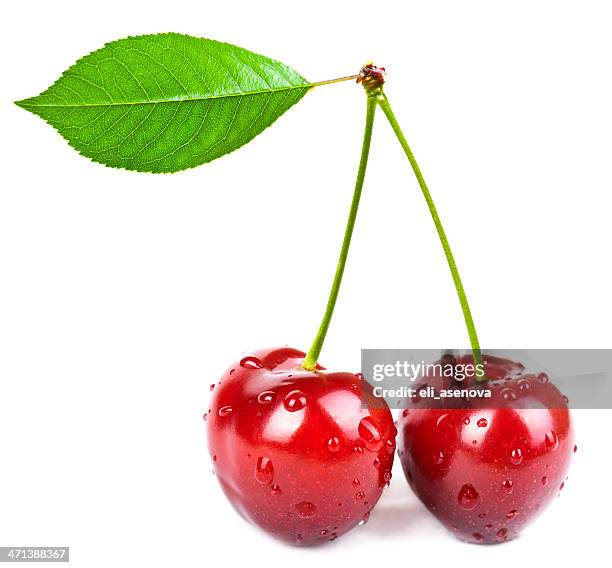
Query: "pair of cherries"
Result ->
[[205, 346, 574, 545]]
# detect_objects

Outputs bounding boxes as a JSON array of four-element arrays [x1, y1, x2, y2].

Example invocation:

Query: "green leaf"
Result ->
[[16, 33, 310, 173]]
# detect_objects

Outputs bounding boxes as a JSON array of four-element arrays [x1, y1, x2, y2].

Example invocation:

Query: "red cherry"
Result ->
[[397, 355, 574, 544], [206, 346, 395, 545]]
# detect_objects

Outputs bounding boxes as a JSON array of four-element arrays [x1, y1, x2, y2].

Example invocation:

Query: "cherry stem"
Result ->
[[376, 93, 484, 379], [302, 94, 378, 371], [309, 75, 360, 88]]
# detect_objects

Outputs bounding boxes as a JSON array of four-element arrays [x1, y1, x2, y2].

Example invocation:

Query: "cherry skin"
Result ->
[[206, 346, 395, 545], [397, 355, 574, 544]]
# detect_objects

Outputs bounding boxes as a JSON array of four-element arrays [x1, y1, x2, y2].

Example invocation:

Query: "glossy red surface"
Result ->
[[397, 355, 575, 544], [206, 347, 395, 545]]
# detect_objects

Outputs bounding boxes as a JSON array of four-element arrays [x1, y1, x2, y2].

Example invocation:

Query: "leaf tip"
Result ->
[[14, 97, 34, 111]]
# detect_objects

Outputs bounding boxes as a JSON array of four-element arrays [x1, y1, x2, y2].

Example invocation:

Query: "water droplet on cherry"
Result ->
[[458, 483, 480, 510], [501, 388, 517, 401], [254, 457, 274, 485], [434, 450, 445, 465], [517, 379, 530, 391], [545, 430, 559, 451], [271, 484, 281, 496], [355, 491, 366, 500], [358, 416, 383, 452], [284, 390, 307, 412], [295, 501, 316, 519], [509, 448, 523, 465], [473, 533, 484, 542], [497, 528, 508, 539], [502, 479, 513, 493], [257, 391, 276, 404], [327, 436, 340, 452], [506, 510, 518, 519], [477, 418, 488, 428], [240, 356, 264, 369], [218, 406, 233, 417], [436, 413, 449, 428]]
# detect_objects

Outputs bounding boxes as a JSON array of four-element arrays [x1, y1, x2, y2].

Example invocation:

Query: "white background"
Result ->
[[1, 1, 611, 566]]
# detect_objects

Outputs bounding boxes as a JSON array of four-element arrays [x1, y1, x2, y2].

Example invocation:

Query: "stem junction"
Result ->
[[305, 64, 483, 379]]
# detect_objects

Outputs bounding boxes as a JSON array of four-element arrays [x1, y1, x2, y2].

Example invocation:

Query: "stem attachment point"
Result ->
[[357, 63, 386, 96]]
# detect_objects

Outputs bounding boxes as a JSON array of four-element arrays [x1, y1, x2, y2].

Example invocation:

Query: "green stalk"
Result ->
[[309, 75, 359, 88], [376, 93, 484, 377], [302, 95, 378, 371]]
